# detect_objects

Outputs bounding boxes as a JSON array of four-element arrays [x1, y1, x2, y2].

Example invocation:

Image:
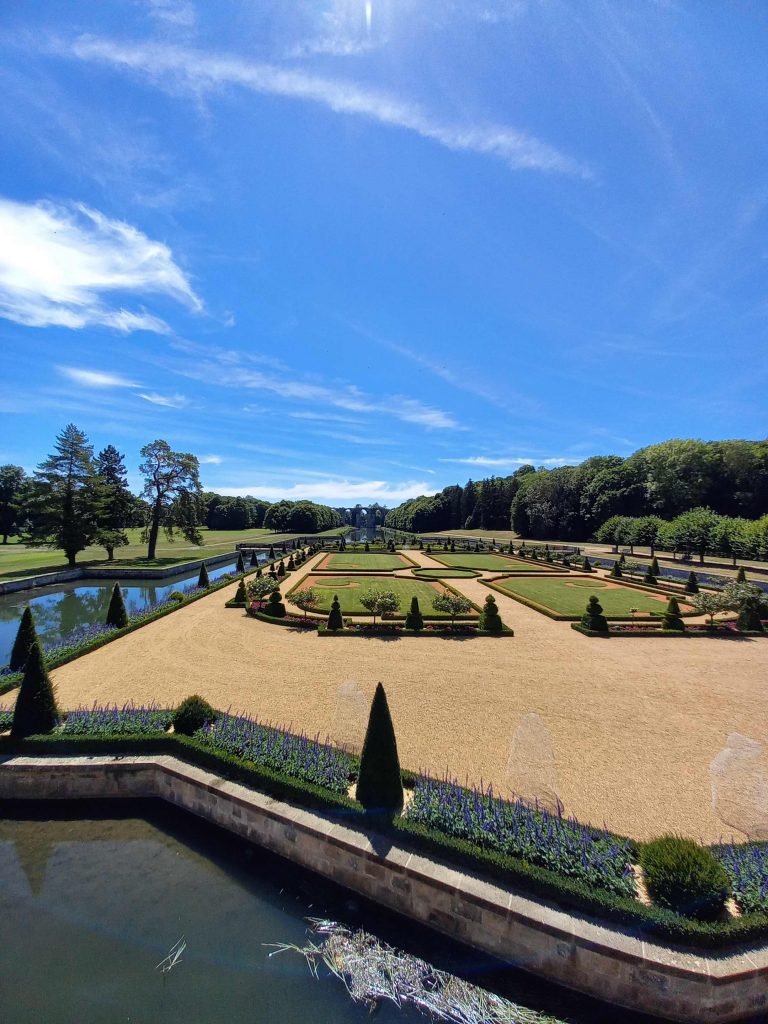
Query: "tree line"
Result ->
[[0, 423, 342, 566], [595, 510, 768, 564], [385, 439, 768, 540]]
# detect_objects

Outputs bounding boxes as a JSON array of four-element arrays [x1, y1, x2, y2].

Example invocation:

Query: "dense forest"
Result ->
[[385, 439, 768, 541]]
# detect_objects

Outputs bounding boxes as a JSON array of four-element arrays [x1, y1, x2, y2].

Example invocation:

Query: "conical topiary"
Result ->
[[644, 566, 657, 586], [582, 556, 593, 573], [619, 552, 626, 565], [650, 557, 660, 576], [737, 597, 764, 633], [197, 562, 210, 588], [609, 562, 622, 579], [736, 566, 747, 584], [479, 594, 503, 632], [250, 550, 258, 567], [662, 596, 685, 631], [356, 682, 403, 817], [236, 551, 246, 574], [264, 589, 286, 618], [106, 582, 129, 629], [684, 571, 699, 594], [9, 606, 38, 672], [277, 559, 286, 577], [11, 639, 59, 737], [404, 596, 424, 631], [268, 545, 275, 559], [234, 578, 248, 604], [287, 555, 295, 569], [327, 595, 343, 631], [581, 595, 608, 633]]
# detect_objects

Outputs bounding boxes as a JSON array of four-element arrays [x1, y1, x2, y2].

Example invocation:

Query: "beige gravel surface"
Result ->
[[7, 550, 766, 842]]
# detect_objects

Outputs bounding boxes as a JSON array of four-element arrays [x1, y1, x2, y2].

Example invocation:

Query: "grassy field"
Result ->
[[489, 576, 687, 618], [290, 575, 472, 617], [317, 552, 410, 571], [0, 526, 345, 582], [430, 552, 555, 572]]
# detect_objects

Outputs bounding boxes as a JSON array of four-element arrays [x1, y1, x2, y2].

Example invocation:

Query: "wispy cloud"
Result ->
[[218, 478, 434, 503], [137, 391, 188, 408], [56, 35, 591, 177], [0, 196, 202, 332], [199, 454, 223, 464], [440, 455, 572, 467], [57, 366, 140, 388]]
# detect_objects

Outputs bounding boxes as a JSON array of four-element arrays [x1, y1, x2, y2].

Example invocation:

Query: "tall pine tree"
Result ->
[[95, 445, 131, 561]]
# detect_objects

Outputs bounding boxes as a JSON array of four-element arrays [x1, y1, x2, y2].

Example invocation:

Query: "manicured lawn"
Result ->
[[412, 567, 480, 579], [490, 576, 688, 618], [0, 526, 343, 582], [430, 552, 556, 572], [317, 552, 410, 571], [289, 575, 475, 617]]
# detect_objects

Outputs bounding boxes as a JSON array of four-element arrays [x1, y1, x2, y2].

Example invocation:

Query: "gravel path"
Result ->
[[12, 550, 766, 843]]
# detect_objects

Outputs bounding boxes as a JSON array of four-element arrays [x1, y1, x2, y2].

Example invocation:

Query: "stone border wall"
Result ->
[[0, 754, 766, 1023]]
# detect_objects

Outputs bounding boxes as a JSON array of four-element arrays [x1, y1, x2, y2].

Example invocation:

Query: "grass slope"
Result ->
[[431, 552, 555, 572], [491, 576, 683, 618], [292, 575, 471, 617]]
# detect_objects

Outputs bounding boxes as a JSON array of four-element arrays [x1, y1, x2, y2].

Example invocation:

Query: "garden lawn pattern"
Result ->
[[490, 576, 690, 619], [291, 575, 472, 617], [431, 552, 560, 572], [317, 552, 411, 571]]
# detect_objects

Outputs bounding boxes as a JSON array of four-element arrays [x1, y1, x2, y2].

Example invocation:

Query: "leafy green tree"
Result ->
[[736, 596, 764, 633], [359, 588, 401, 624], [581, 595, 608, 633], [596, 515, 628, 552], [0, 465, 27, 544], [736, 566, 747, 583], [288, 587, 319, 620], [689, 590, 728, 627], [356, 682, 403, 816], [431, 592, 472, 625], [404, 596, 424, 631], [11, 639, 59, 736], [139, 440, 202, 560], [632, 516, 665, 557], [667, 507, 721, 564], [95, 445, 131, 560], [662, 596, 685, 631], [479, 594, 503, 632], [327, 594, 343, 630], [26, 424, 100, 567], [106, 583, 128, 628], [9, 606, 38, 672]]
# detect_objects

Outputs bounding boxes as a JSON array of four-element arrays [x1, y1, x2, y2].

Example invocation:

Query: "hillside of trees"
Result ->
[[385, 439, 768, 541]]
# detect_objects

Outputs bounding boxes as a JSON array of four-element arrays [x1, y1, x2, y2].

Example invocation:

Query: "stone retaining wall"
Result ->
[[0, 754, 766, 1023]]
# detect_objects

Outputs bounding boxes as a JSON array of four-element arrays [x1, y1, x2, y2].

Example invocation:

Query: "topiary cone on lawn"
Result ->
[[662, 596, 685, 631], [479, 594, 503, 632], [327, 595, 343, 631], [106, 582, 129, 629], [197, 562, 210, 588], [684, 571, 699, 594], [581, 595, 608, 633], [404, 596, 423, 631], [11, 638, 59, 737], [356, 682, 403, 817], [9, 606, 38, 672]]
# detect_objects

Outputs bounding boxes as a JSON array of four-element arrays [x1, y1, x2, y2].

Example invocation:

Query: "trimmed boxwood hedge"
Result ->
[[317, 623, 513, 638]]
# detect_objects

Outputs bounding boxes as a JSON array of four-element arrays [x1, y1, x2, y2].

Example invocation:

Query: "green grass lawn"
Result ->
[[290, 575, 475, 617], [0, 526, 343, 582], [318, 552, 410, 571], [430, 552, 555, 572], [412, 567, 480, 579], [489, 576, 687, 618]]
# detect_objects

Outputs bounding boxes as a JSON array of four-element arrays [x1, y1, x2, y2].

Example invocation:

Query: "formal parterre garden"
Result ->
[[288, 575, 476, 618], [315, 551, 414, 572], [2, 696, 768, 951], [429, 552, 562, 572], [487, 575, 694, 620]]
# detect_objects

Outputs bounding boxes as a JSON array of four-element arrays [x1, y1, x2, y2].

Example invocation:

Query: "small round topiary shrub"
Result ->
[[172, 695, 218, 736], [168, 591, 185, 602], [640, 835, 729, 920]]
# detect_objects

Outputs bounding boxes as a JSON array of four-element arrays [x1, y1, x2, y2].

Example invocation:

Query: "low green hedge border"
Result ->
[[1, 731, 765, 950], [571, 623, 764, 639], [316, 625, 514, 638]]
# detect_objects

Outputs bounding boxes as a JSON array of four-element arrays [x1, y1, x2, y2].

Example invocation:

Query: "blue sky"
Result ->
[[1, 1, 767, 505]]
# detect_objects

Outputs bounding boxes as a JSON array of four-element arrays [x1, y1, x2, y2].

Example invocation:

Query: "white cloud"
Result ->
[[57, 366, 140, 388], [199, 454, 223, 464], [137, 391, 188, 408], [0, 196, 202, 332], [440, 455, 572, 466], [60, 36, 590, 177], [217, 479, 434, 503]]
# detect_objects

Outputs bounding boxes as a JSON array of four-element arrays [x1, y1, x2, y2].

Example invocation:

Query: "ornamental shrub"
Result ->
[[172, 694, 218, 736], [256, 567, 263, 578], [662, 596, 685, 631], [277, 559, 286, 577], [327, 595, 343, 631], [640, 836, 729, 920], [268, 545, 276, 559], [364, 541, 370, 552], [236, 551, 246, 573], [736, 566, 747, 583], [684, 571, 700, 594], [582, 556, 592, 572], [11, 639, 59, 737], [168, 591, 185, 602], [609, 562, 622, 579], [287, 555, 295, 569], [250, 550, 258, 567], [618, 552, 626, 565], [234, 578, 248, 604], [9, 606, 38, 672], [530, 549, 538, 560], [264, 589, 287, 618], [106, 582, 129, 629], [581, 596, 608, 633], [404, 596, 424, 631], [197, 562, 210, 588], [281, 543, 287, 554], [736, 596, 764, 633], [356, 682, 403, 817], [650, 556, 661, 576], [479, 594, 503, 632], [644, 566, 657, 586]]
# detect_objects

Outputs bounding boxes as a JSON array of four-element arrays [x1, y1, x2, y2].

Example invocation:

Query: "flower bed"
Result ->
[[405, 774, 635, 897], [572, 621, 765, 639], [61, 701, 173, 736], [246, 607, 317, 628], [317, 622, 513, 637], [716, 843, 768, 914]]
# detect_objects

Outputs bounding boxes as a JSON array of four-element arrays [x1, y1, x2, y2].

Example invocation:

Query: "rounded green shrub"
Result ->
[[581, 595, 608, 633], [168, 591, 185, 602], [479, 594, 503, 632], [327, 595, 343, 630], [684, 571, 699, 594], [640, 836, 729, 920], [172, 694, 218, 736], [264, 589, 287, 618]]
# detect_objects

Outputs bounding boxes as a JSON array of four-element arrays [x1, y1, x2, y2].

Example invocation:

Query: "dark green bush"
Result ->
[[234, 578, 248, 603], [172, 694, 218, 736], [479, 594, 503, 632], [11, 639, 59, 737], [662, 596, 685, 631], [327, 595, 343, 631], [277, 559, 286, 577], [250, 550, 258, 567], [650, 557, 660, 576], [264, 589, 287, 618], [644, 566, 657, 586], [640, 836, 729, 920], [236, 551, 246, 573], [106, 582, 128, 628], [736, 596, 764, 632], [168, 591, 185, 602], [404, 596, 424, 631], [736, 566, 747, 583], [684, 571, 699, 594], [9, 606, 38, 672], [356, 682, 403, 816], [582, 556, 592, 572], [609, 562, 622, 579], [581, 595, 608, 633], [197, 562, 210, 588]]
